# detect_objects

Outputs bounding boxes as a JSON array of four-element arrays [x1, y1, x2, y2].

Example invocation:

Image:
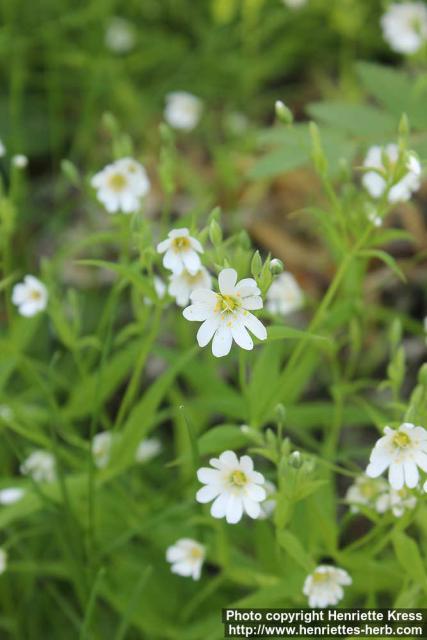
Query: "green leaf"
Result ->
[[359, 249, 406, 282], [307, 101, 396, 138], [198, 425, 248, 455], [277, 530, 314, 572], [267, 325, 330, 343], [392, 532, 427, 592]]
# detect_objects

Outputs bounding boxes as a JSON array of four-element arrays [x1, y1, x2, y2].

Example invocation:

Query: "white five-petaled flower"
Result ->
[[92, 431, 113, 469], [20, 450, 56, 483], [91, 157, 150, 214], [376, 485, 417, 518], [135, 437, 162, 463], [362, 144, 421, 203], [345, 475, 389, 514], [381, 2, 427, 54], [157, 228, 203, 276], [164, 92, 202, 131], [166, 538, 205, 580], [303, 565, 352, 608], [183, 268, 267, 358], [12, 275, 48, 317], [196, 450, 266, 524], [366, 422, 427, 490], [266, 272, 304, 316], [168, 266, 212, 307], [0, 548, 7, 575], [0, 487, 25, 505]]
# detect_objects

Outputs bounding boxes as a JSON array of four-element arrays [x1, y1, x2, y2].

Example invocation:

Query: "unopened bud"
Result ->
[[269, 258, 284, 275], [275, 100, 293, 125], [275, 403, 286, 424], [289, 450, 302, 468], [209, 218, 223, 246]]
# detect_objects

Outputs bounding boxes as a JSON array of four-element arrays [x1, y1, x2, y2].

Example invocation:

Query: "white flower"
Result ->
[[20, 450, 56, 483], [12, 154, 28, 169], [164, 92, 202, 131], [183, 268, 267, 357], [157, 228, 203, 276], [105, 17, 136, 53], [91, 157, 150, 214], [196, 450, 266, 524], [282, 0, 307, 7], [92, 431, 113, 469], [362, 144, 421, 203], [166, 538, 205, 580], [144, 276, 166, 306], [0, 487, 25, 505], [0, 139, 6, 157], [168, 266, 212, 307], [259, 480, 276, 519], [303, 565, 351, 608], [12, 275, 48, 317], [376, 485, 417, 518], [345, 475, 389, 513], [0, 548, 7, 574], [266, 272, 304, 316], [381, 2, 427, 54], [135, 437, 162, 463], [366, 422, 427, 490]]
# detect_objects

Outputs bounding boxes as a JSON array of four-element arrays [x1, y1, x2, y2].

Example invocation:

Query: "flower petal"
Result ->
[[197, 316, 220, 347], [183, 303, 211, 322], [225, 494, 243, 524], [242, 312, 267, 341], [218, 268, 237, 295], [389, 463, 404, 490], [212, 325, 233, 357]]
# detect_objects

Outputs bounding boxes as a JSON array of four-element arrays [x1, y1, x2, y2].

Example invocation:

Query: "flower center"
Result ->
[[184, 271, 202, 285], [216, 294, 240, 314], [392, 432, 411, 449], [189, 547, 203, 560], [312, 571, 330, 584], [172, 236, 190, 252], [230, 470, 247, 487], [108, 173, 127, 192], [29, 289, 42, 301], [359, 480, 377, 499]]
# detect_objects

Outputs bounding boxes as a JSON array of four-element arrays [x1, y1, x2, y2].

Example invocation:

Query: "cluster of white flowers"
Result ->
[[164, 92, 202, 131], [346, 474, 416, 518], [362, 144, 421, 203], [303, 565, 351, 608], [266, 272, 304, 316], [92, 431, 163, 468], [12, 275, 48, 317], [91, 157, 150, 214], [381, 2, 427, 54], [183, 268, 267, 357], [20, 450, 56, 483], [366, 422, 427, 490]]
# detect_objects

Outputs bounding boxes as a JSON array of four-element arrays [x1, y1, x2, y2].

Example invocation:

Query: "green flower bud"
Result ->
[[275, 100, 293, 125], [269, 258, 284, 275]]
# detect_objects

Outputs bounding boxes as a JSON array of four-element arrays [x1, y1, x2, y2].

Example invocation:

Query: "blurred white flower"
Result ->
[[12, 154, 28, 169], [366, 422, 427, 490], [183, 268, 267, 357], [0, 406, 13, 421], [157, 228, 203, 275], [166, 538, 205, 580], [144, 276, 166, 306], [303, 565, 351, 608], [168, 266, 211, 307], [0, 548, 7, 574], [105, 17, 136, 54], [266, 272, 304, 316], [0, 139, 6, 157], [258, 480, 276, 519], [91, 157, 150, 214], [135, 437, 162, 463], [164, 92, 202, 131], [196, 450, 266, 524], [376, 485, 417, 518], [362, 144, 421, 203], [12, 275, 48, 317], [282, 0, 307, 7], [20, 450, 56, 483], [0, 487, 25, 505], [92, 431, 113, 469], [345, 475, 388, 513], [381, 2, 427, 54]]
